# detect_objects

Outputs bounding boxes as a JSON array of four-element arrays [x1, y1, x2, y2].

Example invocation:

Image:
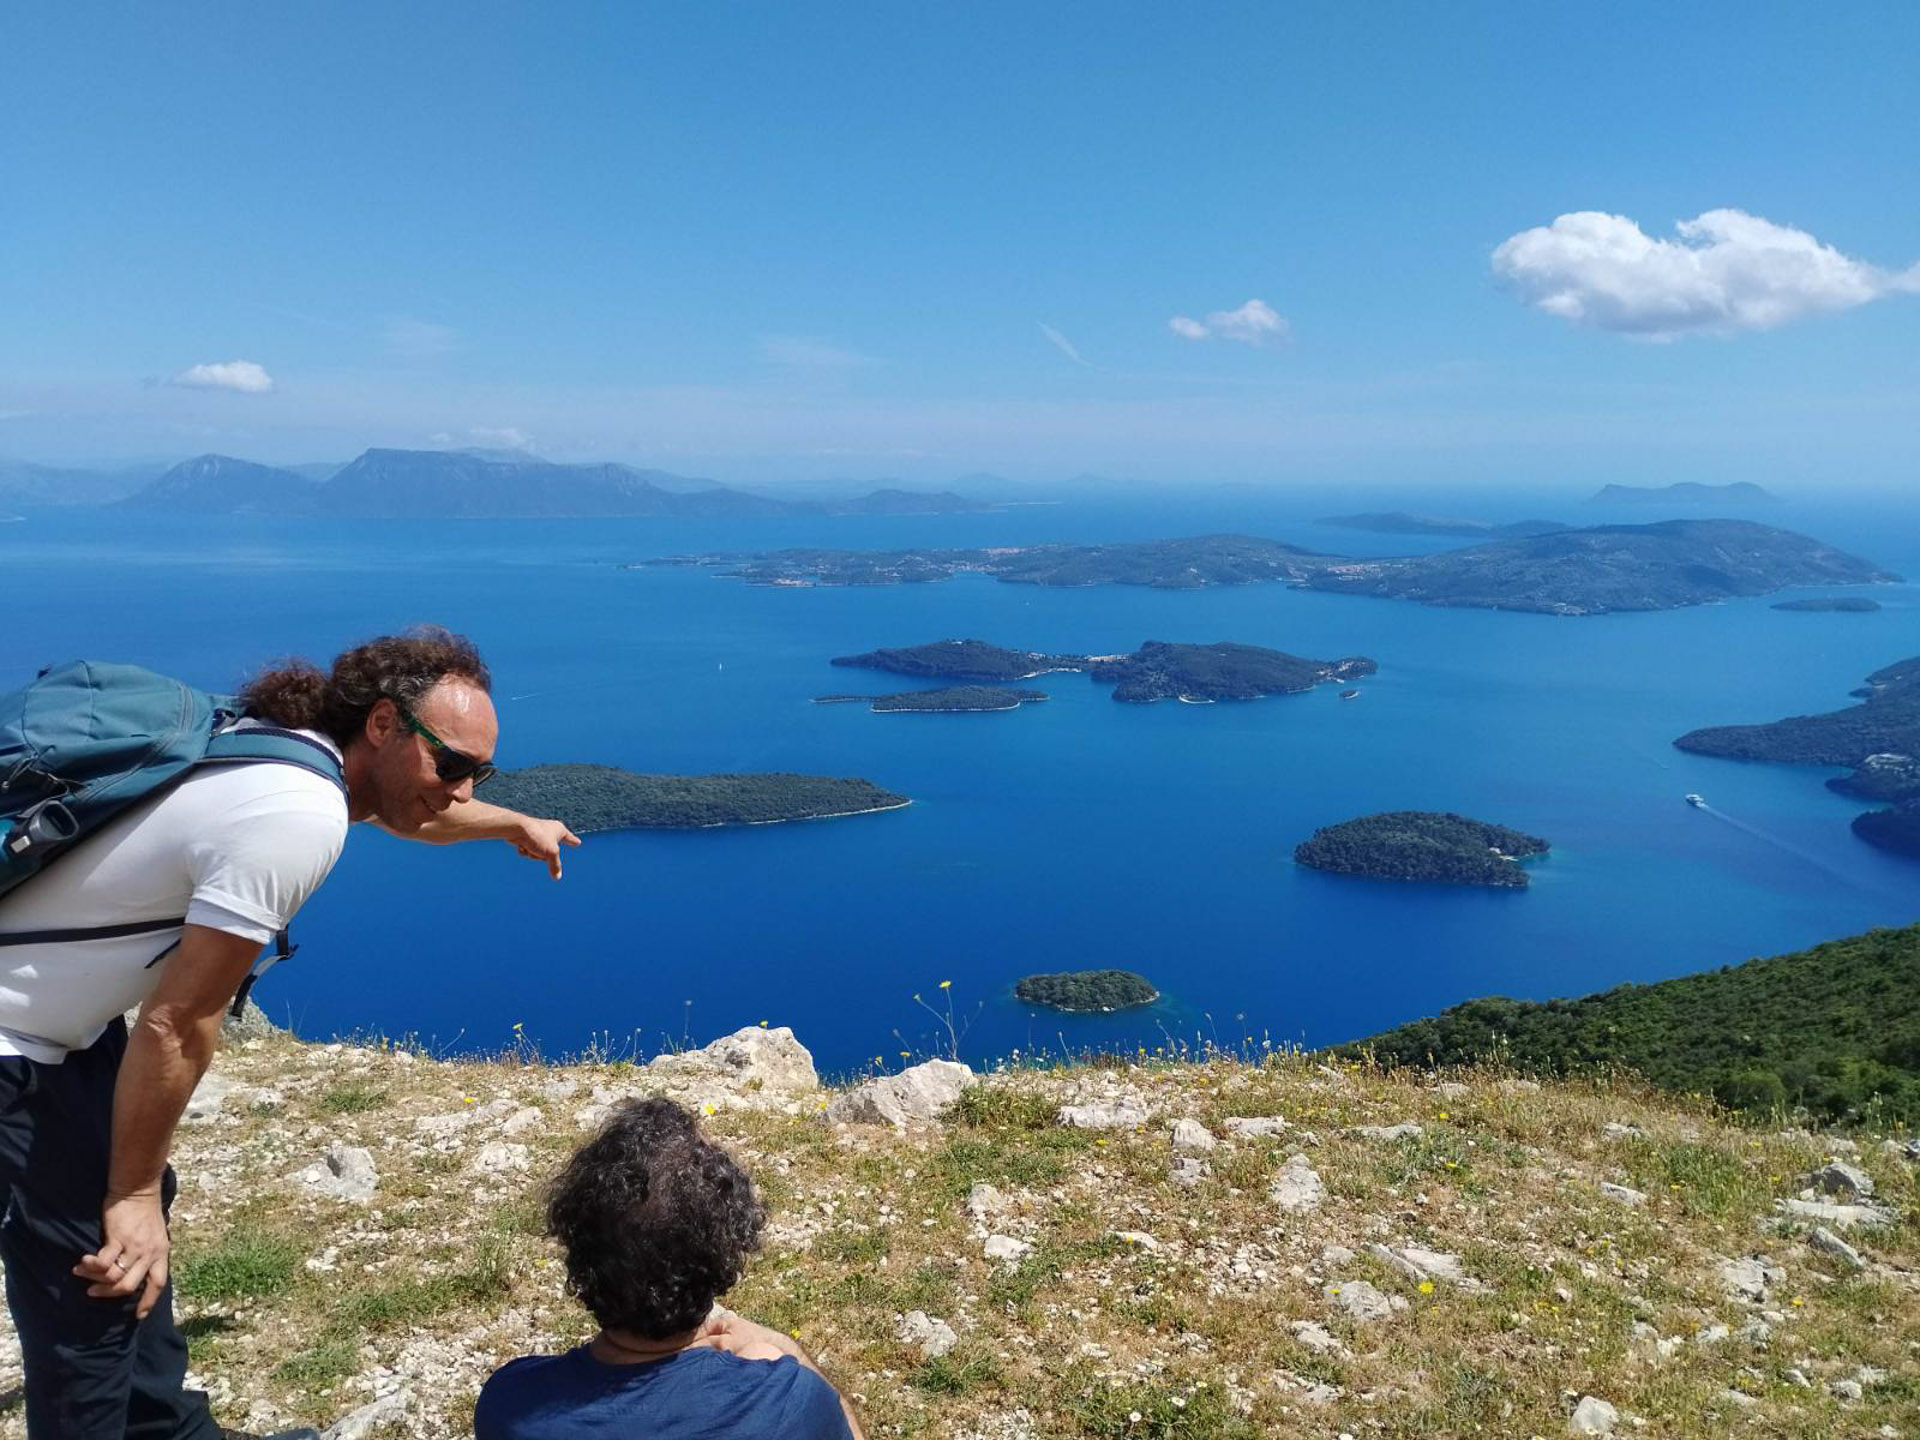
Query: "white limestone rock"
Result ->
[[1224, 1116, 1294, 1139], [828, 1059, 975, 1126], [1289, 1320, 1347, 1356], [1056, 1098, 1149, 1130], [322, 1389, 410, 1440], [1567, 1395, 1617, 1436], [983, 1234, 1032, 1263], [500, 1105, 544, 1137], [1598, 1182, 1647, 1207], [1775, 1197, 1895, 1229], [965, 1182, 1008, 1220], [1805, 1160, 1875, 1199], [647, 1025, 820, 1093], [1717, 1254, 1784, 1304], [1367, 1242, 1474, 1288], [1808, 1225, 1865, 1269], [183, 1071, 240, 1124], [472, 1141, 530, 1176], [1351, 1121, 1423, 1142], [292, 1144, 378, 1203], [416, 1095, 518, 1139], [1323, 1278, 1406, 1325], [1627, 1322, 1682, 1366], [896, 1309, 958, 1359], [1170, 1118, 1216, 1152], [1269, 1153, 1325, 1214], [1169, 1156, 1209, 1189]]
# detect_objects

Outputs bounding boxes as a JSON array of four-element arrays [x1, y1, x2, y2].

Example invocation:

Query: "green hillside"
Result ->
[[1339, 923, 1920, 1123]]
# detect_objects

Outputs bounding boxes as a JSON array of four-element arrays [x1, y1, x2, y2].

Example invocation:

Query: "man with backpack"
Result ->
[[0, 628, 579, 1440]]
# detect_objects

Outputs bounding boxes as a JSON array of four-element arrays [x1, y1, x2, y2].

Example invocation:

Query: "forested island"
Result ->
[[1319, 512, 1566, 539], [1338, 921, 1920, 1124], [1014, 969, 1159, 1013], [1091, 641, 1375, 703], [1295, 811, 1550, 888], [831, 639, 1087, 680], [479, 765, 909, 831], [1296, 520, 1892, 614], [650, 520, 1890, 614], [1771, 596, 1882, 613], [815, 685, 1048, 713], [1674, 657, 1920, 854]]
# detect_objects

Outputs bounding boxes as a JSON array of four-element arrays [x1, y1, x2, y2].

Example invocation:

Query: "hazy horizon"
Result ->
[[5, 5, 1916, 491]]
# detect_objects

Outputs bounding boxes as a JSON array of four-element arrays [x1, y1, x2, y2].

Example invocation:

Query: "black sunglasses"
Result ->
[[395, 702, 496, 788]]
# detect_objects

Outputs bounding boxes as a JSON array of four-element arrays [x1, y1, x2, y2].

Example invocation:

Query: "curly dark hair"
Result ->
[[238, 626, 491, 748], [546, 1098, 767, 1338]]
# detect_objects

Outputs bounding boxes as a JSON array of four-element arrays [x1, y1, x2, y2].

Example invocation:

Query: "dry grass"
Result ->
[[4, 1036, 1914, 1438]]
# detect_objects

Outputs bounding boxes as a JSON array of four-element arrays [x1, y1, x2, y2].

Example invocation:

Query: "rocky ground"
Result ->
[[2, 1024, 1916, 1439]]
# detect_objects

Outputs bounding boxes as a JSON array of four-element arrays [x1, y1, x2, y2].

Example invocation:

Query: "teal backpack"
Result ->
[[0, 661, 347, 1014]]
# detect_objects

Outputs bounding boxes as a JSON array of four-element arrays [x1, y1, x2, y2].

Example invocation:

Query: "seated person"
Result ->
[[476, 1098, 862, 1440]]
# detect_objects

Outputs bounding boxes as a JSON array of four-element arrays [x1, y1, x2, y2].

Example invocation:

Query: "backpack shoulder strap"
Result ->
[[199, 726, 346, 795]]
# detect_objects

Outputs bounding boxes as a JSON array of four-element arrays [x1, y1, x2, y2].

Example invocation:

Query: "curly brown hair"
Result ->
[[239, 627, 491, 748], [546, 1098, 767, 1338]]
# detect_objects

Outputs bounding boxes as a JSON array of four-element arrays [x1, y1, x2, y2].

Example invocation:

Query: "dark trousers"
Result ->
[[0, 1019, 218, 1440]]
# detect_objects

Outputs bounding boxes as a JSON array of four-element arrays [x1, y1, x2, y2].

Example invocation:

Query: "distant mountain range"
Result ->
[[1591, 481, 1776, 505], [0, 459, 160, 509], [103, 450, 997, 520]]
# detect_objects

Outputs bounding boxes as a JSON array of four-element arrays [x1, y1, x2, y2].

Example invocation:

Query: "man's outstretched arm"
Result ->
[[379, 800, 581, 878]]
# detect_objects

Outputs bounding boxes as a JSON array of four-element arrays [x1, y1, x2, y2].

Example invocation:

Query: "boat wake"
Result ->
[[1692, 801, 1863, 890]]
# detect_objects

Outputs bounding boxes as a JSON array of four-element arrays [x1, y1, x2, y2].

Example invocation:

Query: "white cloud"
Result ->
[[385, 318, 459, 358], [469, 426, 533, 451], [1492, 208, 1919, 339], [1167, 299, 1288, 345], [757, 335, 879, 370], [1038, 322, 1092, 366], [169, 360, 274, 394]]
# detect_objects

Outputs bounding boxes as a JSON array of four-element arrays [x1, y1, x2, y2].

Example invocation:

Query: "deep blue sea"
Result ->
[[5, 486, 1918, 1077]]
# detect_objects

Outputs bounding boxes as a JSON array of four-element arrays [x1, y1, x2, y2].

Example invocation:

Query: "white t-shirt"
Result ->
[[0, 727, 349, 1062]]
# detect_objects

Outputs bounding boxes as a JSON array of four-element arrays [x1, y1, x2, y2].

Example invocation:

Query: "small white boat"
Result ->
[[1685, 793, 1706, 808]]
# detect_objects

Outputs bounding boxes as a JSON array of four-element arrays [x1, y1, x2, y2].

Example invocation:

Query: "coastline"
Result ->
[[1016, 988, 1161, 1015]]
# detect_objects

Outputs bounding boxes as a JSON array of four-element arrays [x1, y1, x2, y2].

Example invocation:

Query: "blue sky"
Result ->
[[2, 2, 1916, 486]]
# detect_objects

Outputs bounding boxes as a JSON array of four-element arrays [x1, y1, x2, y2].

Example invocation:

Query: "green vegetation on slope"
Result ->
[[1340, 922, 1920, 1123], [1295, 811, 1549, 888], [1013, 969, 1159, 1012], [481, 764, 907, 832]]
